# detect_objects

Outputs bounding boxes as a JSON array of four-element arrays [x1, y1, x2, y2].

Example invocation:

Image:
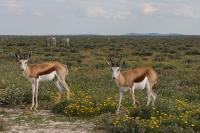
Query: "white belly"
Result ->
[[134, 76, 148, 90], [39, 71, 56, 81], [116, 76, 148, 92]]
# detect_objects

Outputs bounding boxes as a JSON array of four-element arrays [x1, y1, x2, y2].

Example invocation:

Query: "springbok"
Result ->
[[106, 57, 158, 113], [45, 37, 56, 47], [62, 38, 70, 46], [15, 50, 70, 111]]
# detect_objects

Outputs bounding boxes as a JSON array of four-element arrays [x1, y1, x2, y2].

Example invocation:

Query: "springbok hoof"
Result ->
[[34, 108, 38, 112], [30, 106, 34, 111], [132, 104, 137, 108], [115, 111, 119, 116]]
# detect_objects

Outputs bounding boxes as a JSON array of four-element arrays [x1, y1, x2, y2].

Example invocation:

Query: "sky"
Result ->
[[0, 0, 200, 35]]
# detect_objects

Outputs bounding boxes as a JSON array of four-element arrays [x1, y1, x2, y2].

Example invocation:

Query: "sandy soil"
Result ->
[[0, 107, 107, 133]]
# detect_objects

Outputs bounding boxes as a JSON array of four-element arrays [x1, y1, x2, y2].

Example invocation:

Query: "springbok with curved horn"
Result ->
[[107, 56, 158, 113], [15, 50, 70, 111]]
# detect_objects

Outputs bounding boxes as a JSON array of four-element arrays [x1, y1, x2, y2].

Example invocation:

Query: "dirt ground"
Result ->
[[0, 107, 107, 133]]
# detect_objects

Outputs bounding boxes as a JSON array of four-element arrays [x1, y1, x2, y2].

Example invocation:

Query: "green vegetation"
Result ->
[[0, 35, 200, 132]]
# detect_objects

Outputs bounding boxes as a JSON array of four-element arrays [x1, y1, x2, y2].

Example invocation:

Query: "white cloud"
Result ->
[[172, 4, 196, 18], [85, 6, 131, 19], [82, 1, 132, 19], [86, 6, 107, 18], [112, 10, 131, 19], [141, 2, 197, 18], [33, 10, 46, 17], [143, 3, 156, 15], [0, 0, 24, 15]]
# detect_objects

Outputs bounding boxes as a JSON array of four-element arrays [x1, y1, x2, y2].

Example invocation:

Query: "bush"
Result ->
[[0, 84, 29, 106], [101, 112, 138, 133], [52, 91, 117, 116], [154, 55, 166, 62], [16, 43, 27, 46], [52, 100, 68, 114], [134, 51, 153, 56], [95, 63, 105, 69], [101, 99, 200, 133], [153, 62, 177, 70], [185, 50, 200, 55], [70, 48, 78, 53], [131, 106, 154, 119], [157, 125, 195, 133]]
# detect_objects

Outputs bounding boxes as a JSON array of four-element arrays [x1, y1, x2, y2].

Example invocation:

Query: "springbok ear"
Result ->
[[106, 60, 112, 67], [106, 57, 113, 67]]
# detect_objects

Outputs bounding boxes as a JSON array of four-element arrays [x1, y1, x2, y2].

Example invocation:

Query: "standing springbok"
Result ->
[[15, 50, 70, 111], [45, 37, 56, 47], [62, 38, 70, 46], [106, 56, 158, 113]]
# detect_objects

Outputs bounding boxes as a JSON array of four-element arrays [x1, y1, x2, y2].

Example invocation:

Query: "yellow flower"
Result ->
[[136, 117, 140, 120], [191, 124, 195, 127]]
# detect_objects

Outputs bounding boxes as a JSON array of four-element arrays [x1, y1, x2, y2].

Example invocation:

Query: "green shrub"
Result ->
[[153, 62, 177, 70], [52, 100, 69, 114], [134, 51, 153, 56], [157, 125, 195, 133], [0, 84, 29, 106], [101, 112, 138, 133], [185, 50, 200, 55], [101, 99, 200, 133], [52, 91, 117, 117]]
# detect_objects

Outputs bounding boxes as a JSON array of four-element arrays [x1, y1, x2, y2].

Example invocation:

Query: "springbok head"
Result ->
[[106, 55, 125, 79], [15, 50, 32, 71]]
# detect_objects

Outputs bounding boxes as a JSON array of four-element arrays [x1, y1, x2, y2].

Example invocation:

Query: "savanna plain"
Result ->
[[0, 35, 200, 133]]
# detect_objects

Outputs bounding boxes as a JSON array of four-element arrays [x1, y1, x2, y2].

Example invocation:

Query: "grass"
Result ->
[[0, 35, 200, 132]]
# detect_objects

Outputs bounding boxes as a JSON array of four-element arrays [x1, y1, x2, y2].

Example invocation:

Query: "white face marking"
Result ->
[[111, 67, 120, 79], [18, 59, 28, 71]]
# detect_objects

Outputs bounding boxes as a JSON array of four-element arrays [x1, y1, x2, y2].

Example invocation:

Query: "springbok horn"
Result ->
[[106, 57, 112, 67], [117, 54, 122, 66], [25, 49, 32, 59], [15, 49, 20, 59], [110, 57, 114, 66]]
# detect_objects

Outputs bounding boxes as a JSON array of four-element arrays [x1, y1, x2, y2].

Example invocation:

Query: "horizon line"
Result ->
[[0, 33, 200, 36]]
